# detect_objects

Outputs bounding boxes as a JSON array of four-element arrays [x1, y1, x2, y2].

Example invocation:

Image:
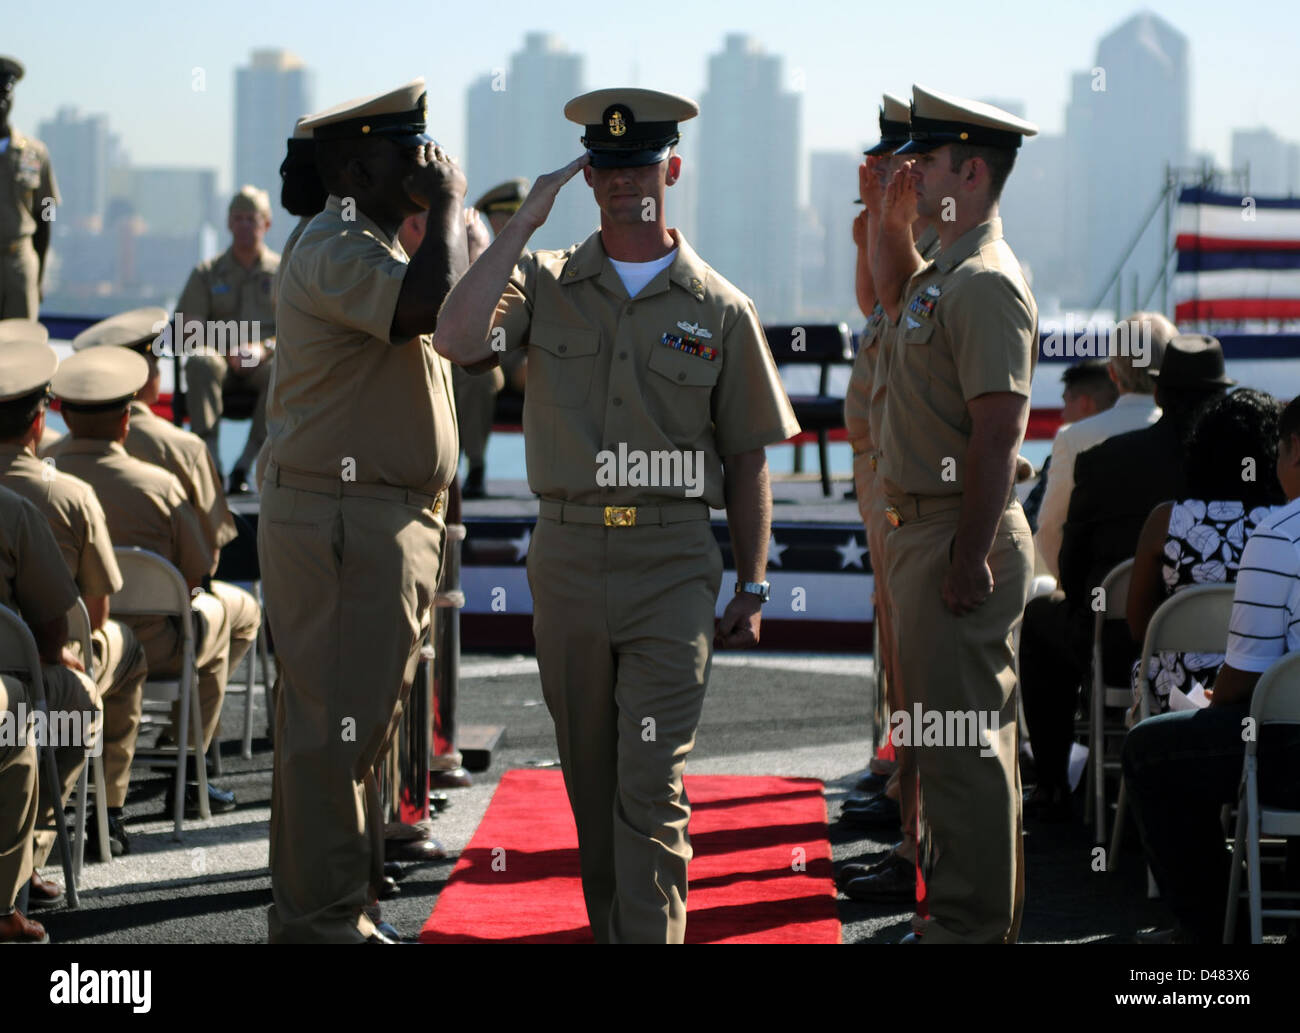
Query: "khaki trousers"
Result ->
[[259, 483, 445, 943], [854, 453, 917, 863], [84, 620, 147, 808], [185, 352, 275, 472], [885, 501, 1032, 944], [0, 675, 36, 909], [528, 516, 723, 944], [0, 239, 39, 319], [32, 664, 99, 868], [210, 580, 261, 685], [452, 365, 503, 466]]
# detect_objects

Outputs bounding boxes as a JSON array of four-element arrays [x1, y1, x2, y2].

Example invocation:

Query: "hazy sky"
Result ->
[[8, 0, 1298, 193]]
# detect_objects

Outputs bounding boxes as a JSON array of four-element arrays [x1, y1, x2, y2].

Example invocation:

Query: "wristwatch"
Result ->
[[735, 580, 771, 603]]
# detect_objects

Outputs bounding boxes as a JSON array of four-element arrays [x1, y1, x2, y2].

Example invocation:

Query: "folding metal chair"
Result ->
[[1088, 559, 1134, 845], [66, 598, 110, 876]]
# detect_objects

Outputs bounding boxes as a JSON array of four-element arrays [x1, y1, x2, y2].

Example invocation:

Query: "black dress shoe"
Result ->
[[377, 875, 400, 900], [383, 861, 404, 880], [835, 846, 907, 890], [164, 781, 237, 818], [86, 812, 129, 858], [839, 793, 901, 827], [429, 791, 451, 812], [1023, 784, 1072, 823], [227, 467, 250, 495], [843, 855, 916, 903], [462, 465, 486, 500], [854, 772, 889, 795]]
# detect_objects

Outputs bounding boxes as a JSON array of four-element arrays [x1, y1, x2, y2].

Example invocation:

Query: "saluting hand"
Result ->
[[852, 208, 869, 249], [404, 144, 467, 210], [715, 594, 762, 649], [859, 156, 886, 217], [941, 555, 994, 616], [880, 161, 919, 235], [515, 153, 591, 231], [464, 208, 491, 262]]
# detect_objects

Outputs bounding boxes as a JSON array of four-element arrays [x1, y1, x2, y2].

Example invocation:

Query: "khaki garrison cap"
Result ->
[[302, 78, 433, 148], [52, 347, 149, 413], [565, 88, 698, 168], [0, 339, 57, 403], [72, 307, 168, 354], [0, 319, 49, 347], [473, 178, 530, 215], [864, 92, 912, 157], [0, 57, 23, 82], [897, 84, 1038, 154]]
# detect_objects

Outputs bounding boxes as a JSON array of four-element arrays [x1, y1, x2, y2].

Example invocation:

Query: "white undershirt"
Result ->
[[609, 249, 677, 298]]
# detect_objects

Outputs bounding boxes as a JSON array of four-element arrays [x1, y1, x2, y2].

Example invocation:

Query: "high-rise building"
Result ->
[[696, 34, 800, 321], [1233, 127, 1300, 197], [1064, 12, 1189, 310], [234, 49, 314, 254], [109, 167, 218, 238], [465, 33, 586, 253], [37, 107, 115, 231], [806, 150, 862, 322]]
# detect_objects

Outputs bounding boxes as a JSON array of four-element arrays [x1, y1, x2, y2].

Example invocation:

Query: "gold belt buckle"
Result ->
[[884, 505, 902, 528], [603, 505, 637, 527], [870, 454, 879, 472]]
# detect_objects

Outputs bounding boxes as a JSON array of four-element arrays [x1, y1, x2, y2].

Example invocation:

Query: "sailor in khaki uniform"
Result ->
[[435, 88, 799, 943], [0, 333, 146, 855], [0, 321, 61, 454], [0, 58, 59, 319], [47, 348, 235, 816], [0, 480, 97, 907], [176, 186, 280, 490], [453, 178, 531, 498], [838, 94, 940, 900], [73, 309, 262, 721], [0, 671, 41, 941], [876, 86, 1038, 943], [261, 79, 465, 943]]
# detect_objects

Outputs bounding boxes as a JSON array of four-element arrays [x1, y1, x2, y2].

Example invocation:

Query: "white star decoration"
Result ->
[[835, 535, 868, 570], [767, 533, 787, 568], [508, 528, 531, 561]]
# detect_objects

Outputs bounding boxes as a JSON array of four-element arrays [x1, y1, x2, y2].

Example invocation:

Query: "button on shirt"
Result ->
[[489, 229, 800, 509], [176, 245, 279, 337], [0, 442, 121, 597], [880, 218, 1037, 499], [270, 195, 460, 495]]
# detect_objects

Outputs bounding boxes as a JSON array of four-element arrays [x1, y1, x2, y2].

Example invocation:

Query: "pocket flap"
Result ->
[[529, 321, 600, 359], [648, 345, 721, 387]]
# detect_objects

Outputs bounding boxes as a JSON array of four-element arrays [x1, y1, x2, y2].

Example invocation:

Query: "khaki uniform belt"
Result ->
[[849, 438, 881, 470], [538, 499, 710, 528], [884, 491, 1017, 527], [267, 461, 445, 513]]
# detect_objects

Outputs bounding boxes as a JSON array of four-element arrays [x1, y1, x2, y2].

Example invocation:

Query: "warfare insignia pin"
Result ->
[[905, 316, 921, 329], [676, 320, 712, 339], [925, 285, 942, 297]]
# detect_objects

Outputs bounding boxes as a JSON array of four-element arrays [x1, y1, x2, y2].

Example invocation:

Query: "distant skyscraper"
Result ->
[[109, 167, 218, 238], [696, 35, 800, 320], [1233, 127, 1300, 197], [234, 49, 314, 254], [38, 107, 114, 231], [1064, 12, 1189, 310], [465, 33, 586, 252], [806, 151, 861, 321]]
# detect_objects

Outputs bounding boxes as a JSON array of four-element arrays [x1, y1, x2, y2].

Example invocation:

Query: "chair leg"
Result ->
[[1224, 802, 1246, 943], [39, 743, 79, 909], [72, 760, 89, 884], [242, 625, 256, 761], [817, 431, 831, 497], [192, 674, 211, 820], [1246, 768, 1263, 943], [173, 680, 190, 842], [1109, 777, 1127, 870], [1092, 689, 1106, 845], [92, 754, 110, 863]]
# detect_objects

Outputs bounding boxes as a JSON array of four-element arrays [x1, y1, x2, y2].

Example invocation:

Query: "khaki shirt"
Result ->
[[879, 218, 1037, 499], [490, 229, 800, 509], [0, 442, 121, 598], [126, 400, 236, 556], [273, 214, 314, 309], [0, 483, 79, 627], [0, 131, 60, 243], [270, 196, 460, 494], [176, 244, 280, 338]]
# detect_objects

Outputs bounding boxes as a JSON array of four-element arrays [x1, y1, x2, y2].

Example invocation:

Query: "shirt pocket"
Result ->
[[646, 344, 721, 440], [527, 321, 601, 408]]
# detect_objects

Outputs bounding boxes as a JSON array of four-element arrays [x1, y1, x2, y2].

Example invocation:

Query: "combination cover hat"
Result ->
[[565, 88, 698, 168]]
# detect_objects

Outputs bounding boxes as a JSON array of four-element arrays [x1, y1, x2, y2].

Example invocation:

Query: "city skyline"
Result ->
[[8, 1, 1300, 199]]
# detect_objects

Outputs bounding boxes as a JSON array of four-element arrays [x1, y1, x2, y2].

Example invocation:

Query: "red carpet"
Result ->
[[420, 769, 840, 943]]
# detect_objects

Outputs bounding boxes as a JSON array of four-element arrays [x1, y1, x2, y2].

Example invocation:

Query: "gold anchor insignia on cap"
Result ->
[[361, 125, 371, 134], [609, 110, 627, 137]]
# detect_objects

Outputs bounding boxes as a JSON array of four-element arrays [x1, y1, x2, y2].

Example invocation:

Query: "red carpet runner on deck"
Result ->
[[420, 769, 840, 943]]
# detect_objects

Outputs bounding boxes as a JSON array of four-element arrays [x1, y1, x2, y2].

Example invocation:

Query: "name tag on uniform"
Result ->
[[661, 331, 717, 361]]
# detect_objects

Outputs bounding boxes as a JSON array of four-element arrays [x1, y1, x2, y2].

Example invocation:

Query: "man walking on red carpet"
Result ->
[[434, 88, 799, 943]]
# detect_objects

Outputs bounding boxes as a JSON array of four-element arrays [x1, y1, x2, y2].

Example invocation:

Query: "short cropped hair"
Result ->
[[947, 143, 1017, 202], [64, 407, 126, 441], [0, 388, 45, 441], [1061, 358, 1118, 411]]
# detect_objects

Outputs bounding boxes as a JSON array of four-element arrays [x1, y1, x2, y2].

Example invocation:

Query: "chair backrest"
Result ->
[[111, 547, 192, 627], [765, 324, 854, 365], [1142, 582, 1237, 658], [0, 601, 47, 705], [66, 598, 94, 682], [1249, 650, 1300, 743]]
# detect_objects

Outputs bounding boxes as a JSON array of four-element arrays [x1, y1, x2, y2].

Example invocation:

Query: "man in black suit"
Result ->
[[1019, 335, 1232, 820]]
